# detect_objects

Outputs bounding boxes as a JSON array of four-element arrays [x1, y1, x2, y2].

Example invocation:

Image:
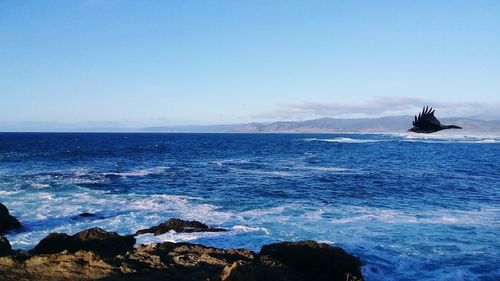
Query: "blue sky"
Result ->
[[1, 0, 499, 127]]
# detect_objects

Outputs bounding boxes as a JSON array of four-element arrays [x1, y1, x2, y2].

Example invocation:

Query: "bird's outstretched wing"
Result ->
[[413, 106, 442, 128]]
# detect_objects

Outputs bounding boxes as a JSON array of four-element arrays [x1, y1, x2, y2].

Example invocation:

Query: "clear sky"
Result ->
[[1, 0, 499, 128]]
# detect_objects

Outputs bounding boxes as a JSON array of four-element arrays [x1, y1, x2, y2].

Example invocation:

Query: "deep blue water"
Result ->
[[0, 133, 499, 280]]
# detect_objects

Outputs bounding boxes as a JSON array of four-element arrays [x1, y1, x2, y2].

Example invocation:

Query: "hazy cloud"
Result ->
[[254, 96, 500, 121]]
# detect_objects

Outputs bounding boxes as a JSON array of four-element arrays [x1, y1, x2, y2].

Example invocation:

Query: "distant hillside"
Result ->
[[3, 116, 499, 133], [138, 116, 500, 133], [443, 118, 500, 133], [230, 116, 500, 133]]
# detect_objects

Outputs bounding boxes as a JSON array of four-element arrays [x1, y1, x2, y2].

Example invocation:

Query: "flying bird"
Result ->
[[409, 106, 462, 133]]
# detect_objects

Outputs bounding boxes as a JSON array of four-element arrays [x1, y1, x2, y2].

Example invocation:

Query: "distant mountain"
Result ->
[[3, 116, 499, 133], [443, 118, 500, 133], [139, 116, 500, 133], [230, 116, 500, 133]]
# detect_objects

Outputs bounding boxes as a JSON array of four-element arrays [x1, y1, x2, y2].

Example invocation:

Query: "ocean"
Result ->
[[0, 133, 498, 280]]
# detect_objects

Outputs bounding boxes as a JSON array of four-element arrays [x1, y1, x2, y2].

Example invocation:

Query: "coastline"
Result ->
[[0, 206, 364, 281]]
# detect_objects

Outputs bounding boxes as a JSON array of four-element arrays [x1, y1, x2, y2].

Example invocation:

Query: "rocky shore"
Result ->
[[0, 204, 364, 281]]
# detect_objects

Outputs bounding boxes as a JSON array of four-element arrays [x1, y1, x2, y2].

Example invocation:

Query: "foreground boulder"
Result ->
[[0, 235, 364, 281], [135, 218, 227, 235], [0, 204, 22, 234], [258, 240, 363, 281], [32, 227, 135, 256]]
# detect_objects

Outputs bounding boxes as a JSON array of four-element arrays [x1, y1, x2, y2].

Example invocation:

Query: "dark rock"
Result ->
[[259, 240, 364, 281], [32, 227, 135, 256], [135, 218, 227, 236], [0, 236, 12, 256], [0, 203, 22, 234], [73, 228, 136, 256], [78, 212, 96, 217], [32, 233, 74, 255], [72, 213, 103, 221]]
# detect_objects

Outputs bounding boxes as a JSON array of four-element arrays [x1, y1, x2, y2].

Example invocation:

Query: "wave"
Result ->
[[402, 138, 500, 144], [398, 133, 500, 144], [104, 166, 170, 178], [231, 224, 271, 235], [229, 168, 294, 177], [236, 203, 500, 280], [213, 159, 250, 167], [30, 183, 51, 189], [135, 224, 270, 246], [303, 166, 352, 172], [3, 166, 172, 190], [0, 190, 20, 196], [304, 137, 385, 143], [2, 189, 234, 250], [325, 207, 499, 226], [2, 187, 498, 280]]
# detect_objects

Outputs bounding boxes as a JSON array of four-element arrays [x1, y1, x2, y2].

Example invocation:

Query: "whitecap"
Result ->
[[473, 139, 499, 144], [303, 166, 351, 172], [229, 168, 294, 177], [135, 230, 224, 246], [4, 188, 238, 250], [213, 159, 250, 167], [0, 190, 20, 196], [398, 133, 500, 144], [231, 225, 270, 235], [113, 166, 170, 177], [30, 183, 50, 189], [326, 206, 500, 226], [304, 137, 385, 143]]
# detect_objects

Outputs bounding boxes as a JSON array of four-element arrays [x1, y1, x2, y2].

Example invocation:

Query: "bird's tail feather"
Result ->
[[444, 125, 462, 129]]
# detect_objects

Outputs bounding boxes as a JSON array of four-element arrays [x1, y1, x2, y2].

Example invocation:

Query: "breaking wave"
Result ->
[[304, 137, 386, 143]]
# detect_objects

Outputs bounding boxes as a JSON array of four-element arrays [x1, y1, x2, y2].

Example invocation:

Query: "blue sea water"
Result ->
[[0, 133, 499, 280]]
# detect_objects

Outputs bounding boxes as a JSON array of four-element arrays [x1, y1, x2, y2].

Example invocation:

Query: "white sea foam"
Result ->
[[2, 187, 498, 281], [326, 206, 500, 226], [0, 190, 20, 196], [30, 183, 50, 189], [304, 137, 385, 143], [398, 133, 500, 144], [303, 166, 351, 172], [213, 159, 250, 167], [134, 224, 269, 246], [473, 139, 499, 144], [1, 187, 236, 250], [229, 168, 294, 177], [69, 166, 170, 183], [231, 224, 270, 235], [136, 231, 221, 245], [112, 166, 170, 177]]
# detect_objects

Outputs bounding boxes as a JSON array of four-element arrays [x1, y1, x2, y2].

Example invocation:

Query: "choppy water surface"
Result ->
[[0, 133, 499, 280]]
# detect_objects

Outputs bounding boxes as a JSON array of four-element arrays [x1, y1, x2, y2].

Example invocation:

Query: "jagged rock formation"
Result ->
[[0, 227, 364, 281], [32, 227, 135, 256], [135, 218, 227, 235], [0, 203, 22, 235], [258, 240, 363, 281]]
